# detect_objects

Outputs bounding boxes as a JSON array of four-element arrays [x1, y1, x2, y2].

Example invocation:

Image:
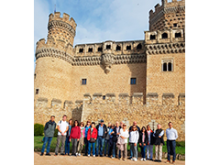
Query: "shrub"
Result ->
[[54, 129, 58, 137], [176, 141, 185, 147], [34, 123, 44, 136]]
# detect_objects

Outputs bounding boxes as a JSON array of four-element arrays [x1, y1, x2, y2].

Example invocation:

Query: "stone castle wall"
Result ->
[[72, 93, 185, 141]]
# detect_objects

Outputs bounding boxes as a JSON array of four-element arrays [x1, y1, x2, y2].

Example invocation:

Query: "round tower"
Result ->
[[34, 12, 76, 123], [47, 12, 77, 46]]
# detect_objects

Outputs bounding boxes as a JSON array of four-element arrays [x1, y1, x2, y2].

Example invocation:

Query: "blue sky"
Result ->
[[34, 0, 161, 67]]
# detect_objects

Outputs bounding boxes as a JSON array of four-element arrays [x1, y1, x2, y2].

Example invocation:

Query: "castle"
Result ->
[[34, 0, 185, 140]]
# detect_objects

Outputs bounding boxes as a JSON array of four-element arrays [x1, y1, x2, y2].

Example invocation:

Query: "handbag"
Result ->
[[90, 128, 96, 143]]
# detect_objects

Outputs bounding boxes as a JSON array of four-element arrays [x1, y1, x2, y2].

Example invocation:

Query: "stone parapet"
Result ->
[[132, 93, 143, 105], [162, 93, 175, 105], [119, 93, 130, 105], [146, 93, 159, 106]]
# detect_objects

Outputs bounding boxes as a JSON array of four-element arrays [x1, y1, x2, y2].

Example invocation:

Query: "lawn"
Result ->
[[34, 136, 185, 155]]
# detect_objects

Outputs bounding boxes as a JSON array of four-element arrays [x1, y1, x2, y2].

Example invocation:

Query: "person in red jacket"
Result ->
[[69, 120, 81, 156], [87, 122, 98, 157]]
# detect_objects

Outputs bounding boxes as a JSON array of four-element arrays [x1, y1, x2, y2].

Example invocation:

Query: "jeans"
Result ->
[[146, 145, 153, 159], [130, 143, 138, 158], [140, 144, 147, 158], [41, 137, 53, 154], [84, 137, 89, 155], [96, 136, 105, 156], [108, 139, 116, 158], [88, 142, 95, 155], [104, 139, 109, 155], [130, 147, 133, 158], [65, 136, 70, 154], [167, 140, 176, 162]]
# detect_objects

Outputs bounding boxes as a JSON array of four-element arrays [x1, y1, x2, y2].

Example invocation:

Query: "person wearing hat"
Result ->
[[95, 119, 107, 157]]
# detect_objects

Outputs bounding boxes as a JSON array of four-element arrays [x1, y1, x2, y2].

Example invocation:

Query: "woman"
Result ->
[[65, 119, 73, 155], [129, 126, 139, 161], [76, 122, 85, 156], [146, 125, 154, 161], [118, 124, 129, 161], [87, 122, 97, 157], [69, 120, 81, 156], [138, 126, 147, 161]]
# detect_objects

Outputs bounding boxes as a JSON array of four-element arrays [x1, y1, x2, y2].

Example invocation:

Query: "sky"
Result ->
[[34, 0, 161, 66]]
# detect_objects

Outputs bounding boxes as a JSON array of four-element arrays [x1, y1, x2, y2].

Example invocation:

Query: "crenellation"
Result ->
[[35, 1, 185, 141]]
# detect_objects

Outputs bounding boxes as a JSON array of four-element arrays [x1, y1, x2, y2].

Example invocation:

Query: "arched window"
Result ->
[[168, 62, 172, 71], [79, 48, 83, 53], [116, 45, 121, 51], [126, 45, 131, 50], [137, 43, 142, 50], [175, 32, 181, 38], [162, 33, 168, 39], [150, 35, 156, 40], [88, 48, 93, 52], [163, 63, 167, 71], [106, 45, 111, 49], [98, 47, 102, 52]]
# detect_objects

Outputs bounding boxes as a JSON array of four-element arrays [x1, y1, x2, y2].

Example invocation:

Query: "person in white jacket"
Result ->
[[129, 126, 139, 161], [118, 124, 129, 161]]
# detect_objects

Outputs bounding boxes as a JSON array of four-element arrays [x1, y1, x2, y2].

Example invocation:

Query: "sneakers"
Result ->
[[133, 158, 137, 161], [55, 153, 58, 156], [88, 154, 90, 157], [40, 152, 44, 156], [141, 158, 143, 161], [93, 155, 96, 157], [76, 152, 78, 156], [131, 158, 134, 161], [172, 161, 176, 164], [60, 153, 65, 156], [166, 160, 170, 163], [45, 153, 51, 156], [78, 153, 81, 156], [111, 156, 115, 159], [144, 158, 146, 161]]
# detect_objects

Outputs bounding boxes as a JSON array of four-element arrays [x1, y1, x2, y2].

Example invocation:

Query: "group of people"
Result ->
[[40, 115, 178, 164]]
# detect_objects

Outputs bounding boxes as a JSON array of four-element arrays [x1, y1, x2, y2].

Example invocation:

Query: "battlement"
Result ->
[[49, 12, 77, 30], [144, 28, 185, 45], [75, 40, 145, 57], [150, 0, 185, 18]]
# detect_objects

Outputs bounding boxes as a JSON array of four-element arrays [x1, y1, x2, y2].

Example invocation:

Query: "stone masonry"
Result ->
[[34, 0, 185, 140]]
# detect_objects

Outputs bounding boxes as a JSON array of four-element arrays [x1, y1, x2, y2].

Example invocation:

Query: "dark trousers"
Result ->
[[140, 144, 147, 158], [65, 136, 70, 154], [167, 140, 176, 162], [96, 136, 105, 156], [104, 139, 109, 155], [71, 138, 78, 155], [84, 137, 89, 155]]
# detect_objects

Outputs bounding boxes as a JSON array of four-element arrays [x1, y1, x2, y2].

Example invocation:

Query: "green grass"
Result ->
[[35, 136, 185, 155]]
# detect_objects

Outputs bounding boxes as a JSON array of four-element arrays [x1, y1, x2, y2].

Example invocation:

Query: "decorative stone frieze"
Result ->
[[146, 42, 185, 55], [48, 20, 76, 37], [35, 47, 74, 65], [51, 98, 62, 108]]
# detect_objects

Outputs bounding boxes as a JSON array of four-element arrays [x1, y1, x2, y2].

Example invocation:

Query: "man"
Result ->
[[83, 120, 91, 156], [40, 116, 56, 156], [55, 115, 69, 156], [112, 121, 121, 159], [153, 124, 164, 162], [95, 119, 107, 157], [166, 122, 178, 164], [128, 121, 140, 159], [104, 122, 111, 156]]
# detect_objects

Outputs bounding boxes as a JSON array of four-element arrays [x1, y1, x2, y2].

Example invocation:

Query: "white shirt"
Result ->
[[57, 120, 69, 136], [129, 131, 139, 143], [119, 129, 129, 143], [166, 128, 178, 140]]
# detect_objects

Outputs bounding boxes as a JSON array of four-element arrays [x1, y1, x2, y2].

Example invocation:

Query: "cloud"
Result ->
[[34, 0, 162, 46]]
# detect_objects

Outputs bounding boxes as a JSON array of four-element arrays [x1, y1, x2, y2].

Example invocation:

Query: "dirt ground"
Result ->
[[34, 152, 185, 165]]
